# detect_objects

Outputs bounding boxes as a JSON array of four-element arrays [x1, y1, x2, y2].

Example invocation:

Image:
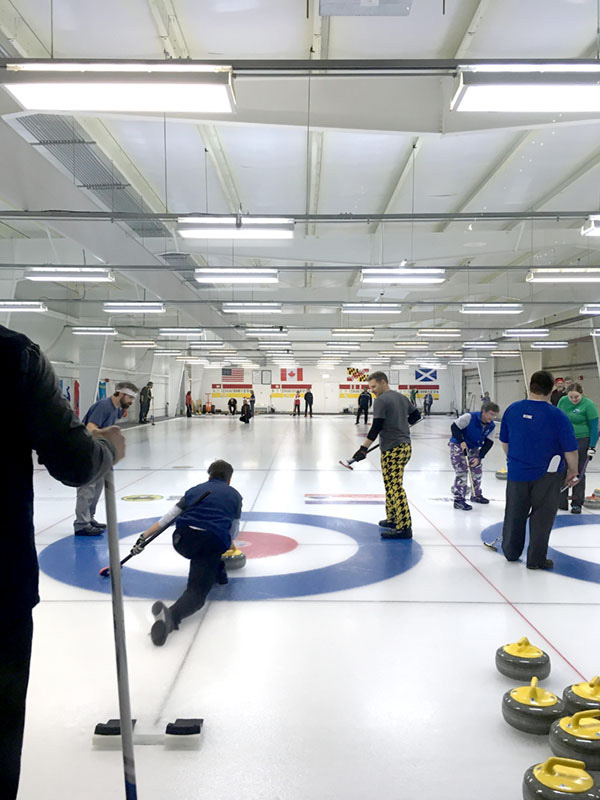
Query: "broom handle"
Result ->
[[104, 470, 138, 799]]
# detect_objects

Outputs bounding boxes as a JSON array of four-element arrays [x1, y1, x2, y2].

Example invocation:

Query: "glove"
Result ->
[[130, 535, 147, 556], [588, 447, 596, 459], [352, 446, 369, 462]]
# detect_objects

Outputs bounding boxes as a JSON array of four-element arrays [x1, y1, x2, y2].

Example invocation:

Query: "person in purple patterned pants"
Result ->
[[449, 401, 499, 510]]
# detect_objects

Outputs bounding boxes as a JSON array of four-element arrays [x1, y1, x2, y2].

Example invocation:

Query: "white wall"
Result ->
[[195, 364, 461, 414]]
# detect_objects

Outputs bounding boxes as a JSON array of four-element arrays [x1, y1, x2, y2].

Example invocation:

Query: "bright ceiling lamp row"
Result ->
[[6, 60, 600, 118]]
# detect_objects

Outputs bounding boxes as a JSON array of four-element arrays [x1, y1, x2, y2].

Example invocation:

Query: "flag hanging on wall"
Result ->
[[415, 368, 437, 382], [347, 367, 369, 382], [221, 367, 245, 382], [281, 368, 303, 382]]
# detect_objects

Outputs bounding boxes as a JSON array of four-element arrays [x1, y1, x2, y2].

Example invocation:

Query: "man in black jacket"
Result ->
[[139, 381, 153, 423], [0, 325, 125, 799], [356, 387, 373, 424], [304, 389, 314, 418]]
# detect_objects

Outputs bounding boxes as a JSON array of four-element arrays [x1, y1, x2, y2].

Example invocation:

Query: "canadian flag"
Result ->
[[281, 368, 303, 381]]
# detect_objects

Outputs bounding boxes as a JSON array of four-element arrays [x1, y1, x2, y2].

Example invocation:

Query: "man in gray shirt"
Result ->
[[350, 371, 420, 539]]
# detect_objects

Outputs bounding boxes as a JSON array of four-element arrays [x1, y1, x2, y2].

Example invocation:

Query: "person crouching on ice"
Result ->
[[449, 400, 499, 510], [131, 459, 242, 646]]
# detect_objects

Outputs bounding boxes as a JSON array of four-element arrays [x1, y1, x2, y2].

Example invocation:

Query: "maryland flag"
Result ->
[[347, 367, 369, 382]]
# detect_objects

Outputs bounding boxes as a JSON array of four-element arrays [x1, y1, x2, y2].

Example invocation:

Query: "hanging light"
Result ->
[[342, 303, 401, 314], [194, 268, 279, 283], [530, 341, 569, 349], [0, 300, 47, 312], [503, 328, 549, 338], [360, 268, 445, 284], [179, 217, 294, 240], [417, 328, 461, 338], [72, 326, 117, 335], [527, 268, 600, 283], [222, 302, 282, 314], [460, 303, 523, 315], [25, 267, 114, 282], [104, 301, 165, 314]]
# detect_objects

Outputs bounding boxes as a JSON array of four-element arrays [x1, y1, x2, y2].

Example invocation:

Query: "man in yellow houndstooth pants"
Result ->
[[350, 371, 421, 539]]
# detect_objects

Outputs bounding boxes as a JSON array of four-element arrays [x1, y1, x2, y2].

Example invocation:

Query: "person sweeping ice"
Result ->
[[449, 400, 499, 510]]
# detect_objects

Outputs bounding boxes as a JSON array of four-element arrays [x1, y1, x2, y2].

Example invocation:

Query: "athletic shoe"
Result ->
[[378, 520, 396, 529], [453, 499, 472, 511], [381, 526, 412, 540], [526, 559, 554, 571], [74, 524, 104, 536], [470, 495, 489, 504], [150, 601, 174, 646], [571, 506, 582, 514], [90, 519, 106, 530]]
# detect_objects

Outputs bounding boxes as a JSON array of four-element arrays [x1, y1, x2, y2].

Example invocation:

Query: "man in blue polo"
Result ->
[[131, 459, 243, 646], [500, 370, 579, 570], [73, 381, 138, 535]]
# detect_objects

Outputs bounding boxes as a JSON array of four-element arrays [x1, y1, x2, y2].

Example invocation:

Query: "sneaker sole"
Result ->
[[151, 620, 168, 646]]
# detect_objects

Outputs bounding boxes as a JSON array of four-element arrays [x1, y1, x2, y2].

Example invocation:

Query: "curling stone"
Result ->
[[583, 494, 600, 509], [496, 637, 551, 681], [563, 677, 600, 715], [523, 758, 598, 800], [496, 467, 508, 480], [502, 677, 566, 735], [549, 710, 600, 771], [221, 547, 246, 570]]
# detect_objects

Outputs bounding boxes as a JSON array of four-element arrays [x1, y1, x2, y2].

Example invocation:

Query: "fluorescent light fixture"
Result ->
[[179, 217, 294, 240], [121, 340, 156, 348], [159, 328, 203, 337], [527, 268, 600, 283], [531, 341, 569, 349], [154, 349, 183, 355], [25, 267, 114, 282], [462, 358, 488, 363], [331, 328, 374, 335], [360, 268, 446, 285], [342, 303, 401, 314], [417, 329, 461, 338], [195, 268, 279, 284], [581, 217, 600, 237], [463, 342, 498, 349], [491, 350, 521, 357], [460, 303, 523, 315], [0, 300, 47, 312], [395, 341, 429, 349], [245, 328, 288, 336], [190, 341, 224, 348], [591, 330, 600, 337], [222, 302, 282, 314], [580, 304, 600, 315], [104, 301, 165, 314], [451, 67, 600, 113], [503, 328, 550, 338], [72, 326, 116, 335], [3, 61, 235, 114], [176, 356, 208, 363]]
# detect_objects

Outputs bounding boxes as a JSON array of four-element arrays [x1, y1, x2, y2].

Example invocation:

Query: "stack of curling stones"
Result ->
[[496, 637, 600, 798]]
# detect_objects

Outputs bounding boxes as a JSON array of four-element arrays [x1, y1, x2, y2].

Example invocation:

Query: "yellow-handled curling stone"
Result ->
[[221, 547, 246, 570], [502, 677, 566, 735], [549, 710, 600, 771], [496, 467, 508, 480], [496, 636, 551, 681], [563, 677, 600, 715], [522, 758, 598, 800]]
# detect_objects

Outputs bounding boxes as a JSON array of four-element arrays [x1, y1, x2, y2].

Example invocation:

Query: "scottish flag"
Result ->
[[415, 369, 437, 382]]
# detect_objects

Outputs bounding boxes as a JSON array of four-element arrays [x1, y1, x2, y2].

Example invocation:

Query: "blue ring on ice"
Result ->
[[39, 511, 423, 600]]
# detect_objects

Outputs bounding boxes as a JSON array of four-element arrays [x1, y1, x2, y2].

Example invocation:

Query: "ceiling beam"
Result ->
[[437, 131, 534, 232], [454, 0, 493, 58], [373, 138, 420, 235], [504, 145, 600, 232]]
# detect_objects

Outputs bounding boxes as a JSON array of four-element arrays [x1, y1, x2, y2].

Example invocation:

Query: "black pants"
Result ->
[[559, 437, 589, 509], [424, 403, 432, 416], [502, 473, 563, 567], [356, 407, 368, 423], [304, 402, 313, 417], [186, 405, 192, 417], [169, 527, 226, 627], [0, 612, 33, 800], [139, 401, 150, 422], [293, 404, 301, 416]]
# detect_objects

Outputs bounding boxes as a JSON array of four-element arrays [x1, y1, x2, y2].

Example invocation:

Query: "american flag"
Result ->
[[222, 367, 245, 382]]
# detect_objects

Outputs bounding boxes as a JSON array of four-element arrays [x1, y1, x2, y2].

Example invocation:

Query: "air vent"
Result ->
[[15, 114, 169, 239], [320, 0, 413, 16]]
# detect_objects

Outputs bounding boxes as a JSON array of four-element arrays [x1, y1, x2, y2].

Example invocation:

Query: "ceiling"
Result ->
[[2, 0, 600, 366]]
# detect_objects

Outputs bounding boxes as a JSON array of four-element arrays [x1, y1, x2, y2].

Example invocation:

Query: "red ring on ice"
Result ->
[[236, 531, 298, 559]]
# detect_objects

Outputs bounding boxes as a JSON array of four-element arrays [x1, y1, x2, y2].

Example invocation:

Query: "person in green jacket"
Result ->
[[558, 382, 599, 513]]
